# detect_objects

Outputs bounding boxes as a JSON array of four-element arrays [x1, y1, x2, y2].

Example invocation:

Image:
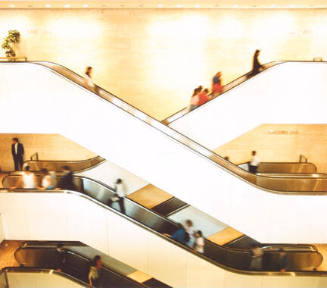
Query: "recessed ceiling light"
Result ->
[[9, 4, 15, 8], [157, 3, 163, 8], [289, 4, 295, 8], [271, 4, 276, 8], [45, 4, 51, 8], [195, 4, 200, 8], [233, 4, 239, 8], [176, 4, 182, 8], [64, 4, 71, 8], [82, 4, 88, 8]]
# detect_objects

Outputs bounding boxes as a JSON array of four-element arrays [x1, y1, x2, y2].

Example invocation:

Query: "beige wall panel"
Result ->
[[0, 134, 96, 171], [1, 9, 327, 120], [215, 124, 327, 173]]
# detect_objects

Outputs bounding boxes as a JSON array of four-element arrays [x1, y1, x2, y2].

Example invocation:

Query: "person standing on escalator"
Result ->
[[88, 255, 102, 287], [249, 150, 260, 174], [108, 178, 127, 214], [57, 166, 76, 191], [250, 49, 264, 76]]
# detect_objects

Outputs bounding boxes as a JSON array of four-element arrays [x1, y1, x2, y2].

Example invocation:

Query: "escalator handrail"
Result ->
[[0, 185, 324, 276], [4, 61, 327, 196], [22, 155, 105, 173], [14, 246, 149, 288], [0, 267, 89, 287]]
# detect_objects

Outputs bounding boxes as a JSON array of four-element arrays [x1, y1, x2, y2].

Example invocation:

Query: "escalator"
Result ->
[[1, 175, 326, 287], [0, 242, 158, 288], [2, 61, 327, 243], [162, 61, 279, 124], [168, 61, 327, 150], [3, 173, 323, 267]]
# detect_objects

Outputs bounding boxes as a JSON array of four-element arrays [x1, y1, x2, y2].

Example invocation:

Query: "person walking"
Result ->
[[171, 223, 188, 245], [108, 178, 127, 214], [11, 137, 24, 171]]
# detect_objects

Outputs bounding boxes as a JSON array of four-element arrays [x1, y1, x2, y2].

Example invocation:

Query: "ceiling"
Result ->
[[0, 0, 326, 9]]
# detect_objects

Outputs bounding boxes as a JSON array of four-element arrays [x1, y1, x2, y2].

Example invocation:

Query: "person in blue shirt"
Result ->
[[171, 223, 188, 244]]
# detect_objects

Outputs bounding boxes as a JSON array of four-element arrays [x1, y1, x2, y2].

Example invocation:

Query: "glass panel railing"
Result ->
[[2, 175, 324, 274]]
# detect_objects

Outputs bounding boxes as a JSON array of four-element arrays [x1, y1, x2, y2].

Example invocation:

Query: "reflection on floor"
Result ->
[[314, 244, 327, 271], [128, 184, 173, 209], [0, 241, 21, 269], [207, 227, 244, 246], [0, 173, 8, 189]]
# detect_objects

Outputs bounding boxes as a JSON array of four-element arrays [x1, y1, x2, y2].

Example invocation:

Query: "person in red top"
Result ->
[[197, 88, 210, 106]]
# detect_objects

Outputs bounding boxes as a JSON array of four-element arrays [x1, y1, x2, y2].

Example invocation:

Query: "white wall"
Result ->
[[0, 191, 326, 288], [2, 62, 327, 243], [0, 215, 4, 245], [78, 160, 148, 195], [7, 272, 84, 288], [170, 62, 327, 149]]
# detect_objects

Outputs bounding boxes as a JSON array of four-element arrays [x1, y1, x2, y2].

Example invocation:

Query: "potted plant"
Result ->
[[1, 30, 20, 60]]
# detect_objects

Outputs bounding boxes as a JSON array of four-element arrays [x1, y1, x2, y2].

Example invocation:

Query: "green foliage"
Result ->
[[1, 30, 20, 58]]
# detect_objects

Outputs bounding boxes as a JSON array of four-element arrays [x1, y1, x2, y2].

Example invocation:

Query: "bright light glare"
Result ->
[[82, 4, 89, 8], [157, 3, 163, 8], [216, 16, 244, 38], [9, 4, 15, 8], [176, 4, 182, 8], [64, 4, 71, 8], [45, 4, 51, 8], [195, 4, 200, 8]]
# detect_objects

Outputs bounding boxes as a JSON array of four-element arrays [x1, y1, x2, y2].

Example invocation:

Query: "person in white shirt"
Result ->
[[249, 150, 260, 174], [12, 166, 37, 189], [193, 230, 205, 253], [108, 178, 127, 214], [184, 219, 195, 247]]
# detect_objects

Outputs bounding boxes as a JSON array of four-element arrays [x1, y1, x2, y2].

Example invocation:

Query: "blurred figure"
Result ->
[[55, 243, 66, 272], [171, 223, 188, 245], [40, 168, 55, 190], [193, 230, 205, 253], [212, 72, 223, 96], [108, 178, 127, 214], [189, 88, 200, 111], [49, 171, 57, 188], [250, 245, 264, 270], [224, 156, 230, 161], [88, 255, 102, 288], [13, 166, 37, 189], [84, 66, 97, 92], [57, 166, 76, 191], [184, 219, 195, 247], [279, 249, 288, 272], [251, 49, 264, 76], [11, 137, 24, 171], [249, 150, 260, 174], [197, 88, 210, 106]]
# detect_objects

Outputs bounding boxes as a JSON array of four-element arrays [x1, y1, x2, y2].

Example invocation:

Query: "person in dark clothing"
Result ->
[[11, 137, 24, 171], [171, 223, 188, 245], [57, 166, 76, 191], [55, 243, 66, 272], [279, 249, 288, 272], [251, 49, 264, 76]]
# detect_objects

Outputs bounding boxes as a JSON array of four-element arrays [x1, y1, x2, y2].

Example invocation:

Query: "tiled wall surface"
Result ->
[[1, 8, 326, 119]]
